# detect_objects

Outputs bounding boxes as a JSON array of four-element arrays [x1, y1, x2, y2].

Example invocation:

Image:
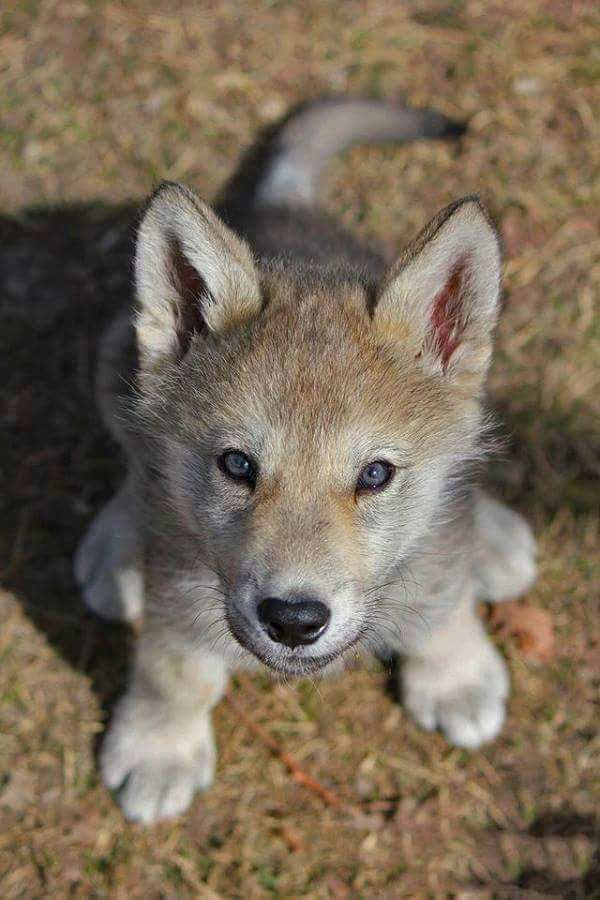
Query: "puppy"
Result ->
[[75, 99, 537, 823]]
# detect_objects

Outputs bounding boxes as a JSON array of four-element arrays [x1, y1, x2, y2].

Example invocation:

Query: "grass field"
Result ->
[[1, 1, 599, 896]]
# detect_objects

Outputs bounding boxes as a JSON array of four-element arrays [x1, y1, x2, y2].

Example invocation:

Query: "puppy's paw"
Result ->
[[100, 699, 216, 824], [402, 638, 509, 749], [75, 487, 143, 623], [475, 492, 537, 602]]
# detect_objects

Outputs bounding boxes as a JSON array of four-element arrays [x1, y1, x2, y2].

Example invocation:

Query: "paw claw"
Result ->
[[437, 687, 506, 748], [117, 761, 197, 824]]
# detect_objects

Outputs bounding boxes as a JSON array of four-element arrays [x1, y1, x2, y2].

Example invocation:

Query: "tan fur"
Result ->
[[74, 99, 537, 823], [136, 184, 261, 372]]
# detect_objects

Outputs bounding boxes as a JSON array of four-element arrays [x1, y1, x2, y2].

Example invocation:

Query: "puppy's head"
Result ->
[[133, 183, 501, 674]]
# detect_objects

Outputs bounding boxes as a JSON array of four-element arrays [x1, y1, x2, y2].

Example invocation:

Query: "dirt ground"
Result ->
[[1, 1, 598, 897]]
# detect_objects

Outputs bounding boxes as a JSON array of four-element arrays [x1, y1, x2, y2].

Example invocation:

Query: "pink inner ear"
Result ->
[[428, 259, 466, 369], [168, 236, 209, 356]]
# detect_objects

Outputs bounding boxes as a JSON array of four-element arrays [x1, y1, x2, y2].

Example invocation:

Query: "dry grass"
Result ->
[[1, 1, 598, 896]]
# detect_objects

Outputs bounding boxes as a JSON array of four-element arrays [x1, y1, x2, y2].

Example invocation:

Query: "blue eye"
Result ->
[[357, 460, 395, 493], [218, 450, 256, 484]]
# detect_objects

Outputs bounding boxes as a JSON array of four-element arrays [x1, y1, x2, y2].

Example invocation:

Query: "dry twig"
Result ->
[[227, 676, 344, 809]]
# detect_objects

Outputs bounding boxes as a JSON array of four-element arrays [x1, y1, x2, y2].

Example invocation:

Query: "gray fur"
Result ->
[[75, 98, 536, 823], [252, 98, 465, 207]]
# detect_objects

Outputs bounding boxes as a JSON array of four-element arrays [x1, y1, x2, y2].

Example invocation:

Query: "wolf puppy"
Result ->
[[76, 99, 536, 823]]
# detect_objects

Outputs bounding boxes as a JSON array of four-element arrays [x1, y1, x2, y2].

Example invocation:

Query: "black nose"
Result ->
[[257, 596, 330, 648]]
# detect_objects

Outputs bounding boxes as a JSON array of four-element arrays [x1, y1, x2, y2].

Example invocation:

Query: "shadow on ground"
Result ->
[[0, 204, 139, 726]]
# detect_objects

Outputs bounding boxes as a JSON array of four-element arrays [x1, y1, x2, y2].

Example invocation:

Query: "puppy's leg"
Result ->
[[474, 490, 537, 602], [101, 631, 228, 824], [75, 473, 143, 623], [401, 590, 509, 749]]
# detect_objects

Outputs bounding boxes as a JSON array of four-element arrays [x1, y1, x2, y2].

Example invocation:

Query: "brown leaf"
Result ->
[[489, 600, 555, 663]]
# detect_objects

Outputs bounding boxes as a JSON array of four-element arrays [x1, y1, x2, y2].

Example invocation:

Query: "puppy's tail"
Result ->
[[220, 98, 465, 211]]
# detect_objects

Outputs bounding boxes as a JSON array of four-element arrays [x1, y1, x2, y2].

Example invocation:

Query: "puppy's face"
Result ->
[[134, 185, 501, 675]]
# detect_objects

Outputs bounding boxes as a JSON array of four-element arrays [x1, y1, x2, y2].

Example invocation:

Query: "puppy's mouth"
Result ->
[[250, 645, 344, 676], [225, 606, 360, 676]]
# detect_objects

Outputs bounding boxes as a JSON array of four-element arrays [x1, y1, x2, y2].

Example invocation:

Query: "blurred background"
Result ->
[[1, 1, 598, 896]]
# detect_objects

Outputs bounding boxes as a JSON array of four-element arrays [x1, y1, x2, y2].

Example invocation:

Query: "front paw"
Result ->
[[75, 489, 143, 623], [100, 697, 216, 824], [402, 639, 509, 749]]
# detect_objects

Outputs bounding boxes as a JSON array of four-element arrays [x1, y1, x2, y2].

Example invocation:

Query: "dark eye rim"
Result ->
[[217, 448, 257, 486], [356, 459, 396, 494]]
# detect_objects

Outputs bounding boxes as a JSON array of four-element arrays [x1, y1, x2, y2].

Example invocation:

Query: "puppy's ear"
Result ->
[[374, 198, 502, 390], [135, 182, 261, 371]]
